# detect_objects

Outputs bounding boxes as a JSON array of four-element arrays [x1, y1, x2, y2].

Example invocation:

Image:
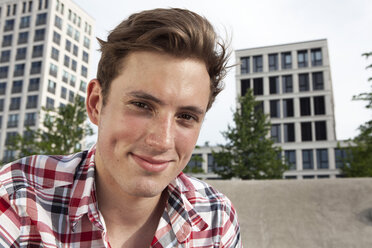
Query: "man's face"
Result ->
[[87, 51, 210, 198]]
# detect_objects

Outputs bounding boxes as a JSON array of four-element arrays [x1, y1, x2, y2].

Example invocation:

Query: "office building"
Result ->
[[0, 0, 94, 162], [189, 39, 347, 179]]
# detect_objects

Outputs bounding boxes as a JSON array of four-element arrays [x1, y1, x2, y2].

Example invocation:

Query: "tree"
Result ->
[[4, 97, 94, 162], [212, 89, 288, 179], [341, 52, 372, 177]]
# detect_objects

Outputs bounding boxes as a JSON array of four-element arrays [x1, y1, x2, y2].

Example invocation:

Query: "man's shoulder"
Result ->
[[0, 151, 88, 196], [173, 173, 233, 208]]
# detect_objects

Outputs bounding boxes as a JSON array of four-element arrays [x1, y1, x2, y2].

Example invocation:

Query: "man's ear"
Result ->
[[86, 79, 103, 125]]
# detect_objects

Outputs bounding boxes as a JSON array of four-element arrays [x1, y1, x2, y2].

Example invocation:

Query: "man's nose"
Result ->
[[145, 114, 175, 152]]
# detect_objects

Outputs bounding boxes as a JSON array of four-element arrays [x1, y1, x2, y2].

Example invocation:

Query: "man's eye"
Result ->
[[133, 102, 149, 109], [179, 114, 195, 121]]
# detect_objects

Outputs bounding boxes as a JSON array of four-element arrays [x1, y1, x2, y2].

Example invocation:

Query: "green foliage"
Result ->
[[5, 97, 94, 161], [341, 52, 372, 177], [212, 89, 288, 179], [183, 154, 205, 174]]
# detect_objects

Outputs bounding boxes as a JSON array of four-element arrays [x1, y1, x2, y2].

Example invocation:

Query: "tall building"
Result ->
[[189, 39, 347, 179], [0, 0, 94, 162], [235, 39, 346, 179]]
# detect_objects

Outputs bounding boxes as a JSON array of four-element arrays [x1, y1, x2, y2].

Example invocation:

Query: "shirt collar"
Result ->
[[68, 144, 101, 230], [166, 172, 209, 243]]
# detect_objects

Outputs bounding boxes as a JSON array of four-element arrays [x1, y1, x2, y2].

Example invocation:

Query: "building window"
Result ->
[[5, 132, 18, 146], [283, 98, 294, 117], [0, 50, 11, 63], [301, 122, 312, 141], [335, 148, 347, 169], [18, 31, 28, 44], [270, 100, 280, 118], [47, 80, 56, 94], [70, 75, 76, 87], [303, 175, 315, 179], [81, 65, 88, 78], [65, 40, 71, 52], [80, 81, 87, 92], [253, 78, 263, 95], [311, 48, 322, 66], [297, 50, 308, 68], [314, 96, 325, 115], [253, 55, 263, 73], [0, 99, 4, 111], [271, 124, 281, 143], [269, 76, 279, 94], [187, 154, 203, 171], [24, 113, 36, 126], [36, 13, 47, 25], [281, 52, 292, 69], [284, 123, 295, 142], [83, 36, 90, 49], [61, 86, 67, 99], [12, 80, 23, 93], [268, 53, 278, 71], [62, 70, 69, 83], [15, 48, 27, 61], [32, 45, 43, 58], [316, 149, 328, 169], [299, 73, 309, 92], [26, 95, 38, 108], [64, 55, 70, 67], [34, 28, 45, 41], [240, 79, 250, 96], [28, 78, 40, 91], [82, 51, 89, 63], [10, 97, 21, 110], [0, 83, 6, 95], [55, 15, 63, 29], [46, 97, 54, 109], [207, 154, 219, 173], [315, 121, 327, 141], [14, 64, 25, 77], [4, 19, 15, 31], [282, 75, 293, 93], [0, 66, 9, 78], [300, 97, 311, 116], [285, 150, 296, 170], [73, 45, 78, 56], [67, 24, 73, 37], [30, 61, 42, 74], [7, 114, 19, 128], [71, 59, 77, 71], [302, 149, 314, 170], [312, 72, 324, 90], [20, 16, 31, 28], [255, 101, 264, 114], [53, 31, 61, 45], [68, 90, 74, 103], [51, 47, 59, 61], [2, 34, 12, 47], [74, 30, 80, 42], [49, 64, 58, 77], [240, 56, 250, 74]]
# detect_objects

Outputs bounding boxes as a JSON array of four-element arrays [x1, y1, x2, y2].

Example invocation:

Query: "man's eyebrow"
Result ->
[[127, 91, 164, 105], [128, 90, 206, 115]]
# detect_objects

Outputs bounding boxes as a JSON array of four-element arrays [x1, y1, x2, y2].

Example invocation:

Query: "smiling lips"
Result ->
[[130, 153, 171, 173]]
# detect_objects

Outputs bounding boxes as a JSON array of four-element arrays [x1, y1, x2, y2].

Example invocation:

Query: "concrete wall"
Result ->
[[206, 178, 372, 248]]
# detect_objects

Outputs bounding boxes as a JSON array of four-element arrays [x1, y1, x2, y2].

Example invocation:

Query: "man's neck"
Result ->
[[95, 172, 168, 247]]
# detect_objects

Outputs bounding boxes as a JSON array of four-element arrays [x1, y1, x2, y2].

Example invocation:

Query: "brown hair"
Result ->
[[97, 8, 229, 110]]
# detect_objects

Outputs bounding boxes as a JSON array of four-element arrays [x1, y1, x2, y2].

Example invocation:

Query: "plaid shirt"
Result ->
[[0, 145, 242, 248]]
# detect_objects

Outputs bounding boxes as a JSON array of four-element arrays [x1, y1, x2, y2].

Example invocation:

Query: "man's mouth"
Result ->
[[130, 153, 172, 173]]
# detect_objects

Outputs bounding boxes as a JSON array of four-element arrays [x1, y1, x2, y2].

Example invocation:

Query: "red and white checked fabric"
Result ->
[[0, 145, 242, 247]]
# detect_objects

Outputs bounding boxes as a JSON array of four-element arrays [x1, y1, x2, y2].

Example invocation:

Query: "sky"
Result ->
[[75, 0, 372, 146]]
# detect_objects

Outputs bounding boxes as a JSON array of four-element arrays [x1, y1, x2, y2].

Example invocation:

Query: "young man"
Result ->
[[0, 8, 242, 247]]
